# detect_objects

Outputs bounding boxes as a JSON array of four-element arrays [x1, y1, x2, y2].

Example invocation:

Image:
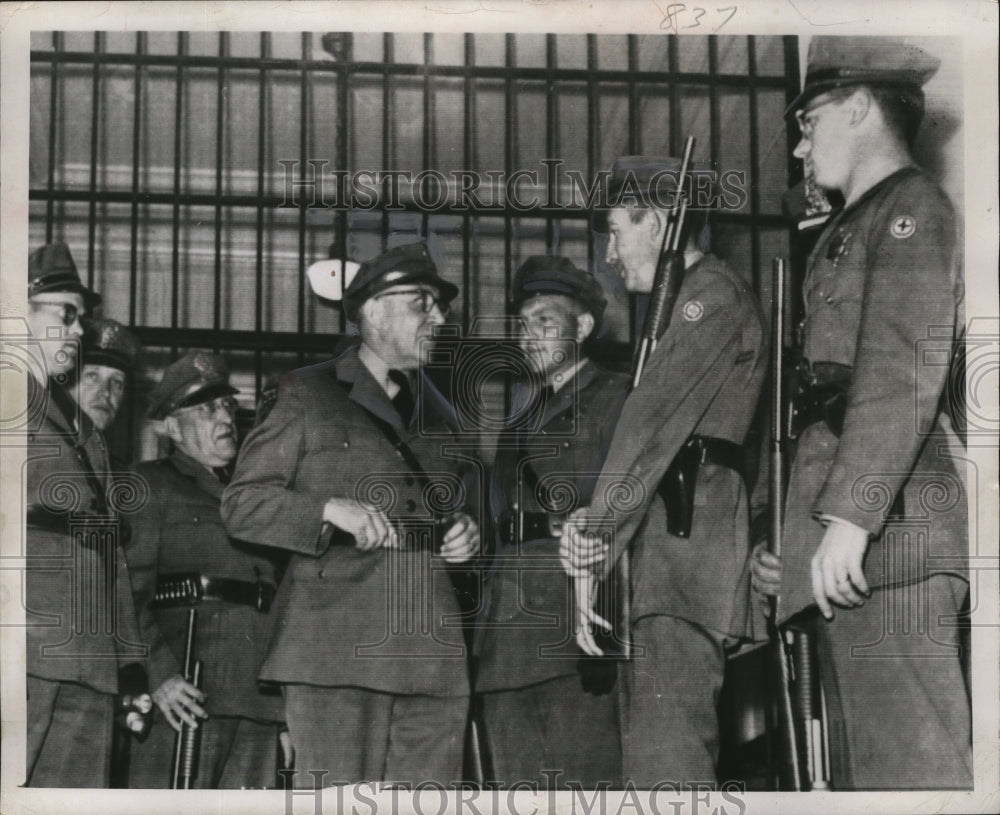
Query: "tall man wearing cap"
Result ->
[[23, 243, 147, 786], [560, 158, 766, 785], [750, 37, 970, 788], [125, 350, 285, 788], [475, 256, 628, 788], [70, 318, 140, 434], [222, 243, 481, 786]]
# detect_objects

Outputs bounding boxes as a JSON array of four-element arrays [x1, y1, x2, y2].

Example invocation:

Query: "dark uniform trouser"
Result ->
[[623, 616, 727, 788], [128, 713, 280, 788], [284, 684, 468, 787], [816, 572, 972, 790], [27, 676, 115, 787], [481, 674, 622, 788]]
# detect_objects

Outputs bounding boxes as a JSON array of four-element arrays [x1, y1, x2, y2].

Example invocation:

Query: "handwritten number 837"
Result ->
[[658, 4, 739, 33]]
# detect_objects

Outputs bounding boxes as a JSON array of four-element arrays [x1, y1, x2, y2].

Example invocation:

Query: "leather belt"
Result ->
[[150, 572, 276, 613], [658, 435, 746, 539], [496, 511, 555, 544]]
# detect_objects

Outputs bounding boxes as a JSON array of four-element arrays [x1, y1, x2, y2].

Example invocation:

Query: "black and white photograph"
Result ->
[[1, 2, 997, 814]]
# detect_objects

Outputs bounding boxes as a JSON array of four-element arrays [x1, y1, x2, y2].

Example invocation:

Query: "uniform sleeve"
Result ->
[[813, 183, 960, 532], [221, 380, 334, 556], [590, 272, 747, 578], [123, 480, 180, 691]]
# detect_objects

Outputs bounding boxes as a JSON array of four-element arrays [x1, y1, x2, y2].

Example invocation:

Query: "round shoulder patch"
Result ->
[[890, 215, 917, 239], [682, 300, 704, 322]]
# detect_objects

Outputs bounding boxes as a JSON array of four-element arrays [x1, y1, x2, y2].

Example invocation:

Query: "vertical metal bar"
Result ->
[[213, 32, 228, 344], [503, 34, 515, 304], [382, 33, 394, 247], [545, 33, 557, 252], [297, 32, 310, 360], [586, 35, 597, 274], [336, 35, 352, 335], [707, 37, 721, 173], [86, 32, 103, 289], [783, 34, 807, 334], [461, 33, 474, 335], [747, 36, 762, 296], [627, 35, 639, 155], [254, 32, 269, 397], [422, 33, 433, 240], [171, 33, 185, 344], [45, 32, 61, 243], [128, 32, 145, 328], [667, 36, 680, 158]]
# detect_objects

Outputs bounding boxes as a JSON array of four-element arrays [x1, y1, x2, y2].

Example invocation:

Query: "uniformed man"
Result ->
[[750, 37, 971, 789], [475, 255, 627, 789], [221, 243, 481, 787], [24, 242, 147, 787], [70, 317, 140, 432], [560, 158, 767, 786], [124, 350, 285, 788]]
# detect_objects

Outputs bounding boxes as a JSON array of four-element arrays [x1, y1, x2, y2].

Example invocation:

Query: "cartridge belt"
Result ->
[[151, 572, 276, 613]]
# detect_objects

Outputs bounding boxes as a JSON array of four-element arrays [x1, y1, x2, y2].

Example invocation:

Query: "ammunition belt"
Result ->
[[151, 572, 276, 613]]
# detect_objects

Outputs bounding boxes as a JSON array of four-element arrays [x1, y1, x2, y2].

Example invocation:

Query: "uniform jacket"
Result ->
[[476, 361, 630, 691], [777, 166, 966, 621], [126, 451, 284, 721], [25, 374, 145, 694], [589, 255, 767, 638], [221, 345, 476, 697]]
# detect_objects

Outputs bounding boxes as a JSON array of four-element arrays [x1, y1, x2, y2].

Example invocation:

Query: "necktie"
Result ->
[[388, 369, 415, 425]]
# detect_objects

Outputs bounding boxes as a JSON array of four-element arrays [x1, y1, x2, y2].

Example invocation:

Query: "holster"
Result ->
[[657, 435, 746, 538]]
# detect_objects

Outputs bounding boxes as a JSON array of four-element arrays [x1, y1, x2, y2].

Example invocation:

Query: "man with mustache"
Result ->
[[70, 318, 140, 433], [222, 242, 481, 787], [125, 351, 284, 788], [560, 158, 766, 786], [24, 242, 147, 787], [475, 256, 628, 789]]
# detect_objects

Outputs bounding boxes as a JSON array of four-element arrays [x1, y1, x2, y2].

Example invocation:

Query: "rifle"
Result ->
[[614, 136, 697, 659], [767, 257, 803, 790], [172, 608, 203, 789]]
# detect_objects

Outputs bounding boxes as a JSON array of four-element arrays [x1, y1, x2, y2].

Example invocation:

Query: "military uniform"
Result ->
[[777, 167, 969, 788], [588, 254, 766, 785], [125, 449, 284, 788], [222, 247, 474, 786], [24, 244, 147, 787], [476, 359, 629, 788], [774, 37, 971, 790]]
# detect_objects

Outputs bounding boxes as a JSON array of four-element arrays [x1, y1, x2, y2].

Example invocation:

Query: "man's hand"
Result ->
[[323, 497, 396, 551], [439, 512, 480, 563], [152, 674, 206, 732], [750, 542, 782, 616], [559, 508, 609, 576], [811, 519, 870, 619], [573, 572, 611, 656]]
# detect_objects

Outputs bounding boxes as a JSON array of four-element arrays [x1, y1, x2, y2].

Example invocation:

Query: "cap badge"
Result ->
[[682, 300, 704, 322], [890, 215, 917, 239]]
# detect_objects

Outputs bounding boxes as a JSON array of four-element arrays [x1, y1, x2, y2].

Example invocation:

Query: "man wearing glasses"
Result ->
[[24, 242, 147, 786], [751, 37, 970, 788], [222, 242, 481, 787], [124, 351, 285, 788]]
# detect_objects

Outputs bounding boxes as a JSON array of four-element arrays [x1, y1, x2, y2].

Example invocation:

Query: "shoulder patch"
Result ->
[[682, 300, 704, 322], [890, 215, 917, 239]]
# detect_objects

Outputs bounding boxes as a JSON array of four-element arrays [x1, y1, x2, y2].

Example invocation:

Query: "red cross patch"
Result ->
[[890, 215, 917, 239]]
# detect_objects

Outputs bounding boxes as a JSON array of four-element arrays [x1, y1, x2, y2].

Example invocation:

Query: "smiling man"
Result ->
[[71, 318, 140, 433], [222, 242, 481, 787], [125, 351, 284, 788]]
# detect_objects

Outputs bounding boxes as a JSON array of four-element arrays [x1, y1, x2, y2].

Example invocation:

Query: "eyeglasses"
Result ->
[[795, 95, 842, 141], [374, 288, 449, 318], [31, 299, 82, 327], [175, 396, 239, 418]]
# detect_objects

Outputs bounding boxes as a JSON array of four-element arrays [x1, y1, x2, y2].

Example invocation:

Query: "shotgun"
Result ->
[[171, 608, 203, 789]]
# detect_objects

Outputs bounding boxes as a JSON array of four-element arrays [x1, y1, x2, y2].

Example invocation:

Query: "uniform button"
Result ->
[[563, 441, 570, 448], [192, 515, 200, 523], [405, 499, 417, 512], [343, 441, 349, 448], [396, 450, 404, 459], [825, 295, 834, 304], [318, 568, 325, 579]]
